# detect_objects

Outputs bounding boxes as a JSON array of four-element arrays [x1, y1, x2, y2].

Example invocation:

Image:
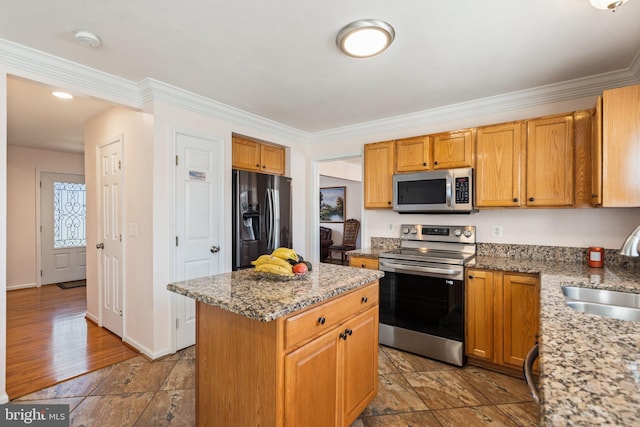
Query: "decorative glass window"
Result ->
[[53, 181, 87, 248]]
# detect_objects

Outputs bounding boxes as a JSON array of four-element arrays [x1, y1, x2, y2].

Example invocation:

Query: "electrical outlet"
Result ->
[[492, 225, 503, 237], [388, 223, 393, 231]]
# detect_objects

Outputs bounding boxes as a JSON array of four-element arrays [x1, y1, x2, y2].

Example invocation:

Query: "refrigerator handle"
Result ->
[[272, 189, 280, 249], [265, 189, 274, 251]]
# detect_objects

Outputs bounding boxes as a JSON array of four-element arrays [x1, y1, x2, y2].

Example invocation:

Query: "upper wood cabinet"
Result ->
[[591, 97, 603, 206], [602, 84, 640, 207], [395, 136, 431, 172], [232, 135, 286, 175], [475, 121, 525, 207], [432, 129, 474, 169], [364, 141, 394, 209], [526, 114, 574, 206], [573, 109, 595, 208]]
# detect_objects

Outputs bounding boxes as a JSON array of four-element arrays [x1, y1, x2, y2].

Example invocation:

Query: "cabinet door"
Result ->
[[232, 136, 261, 172], [526, 114, 574, 206], [432, 129, 473, 169], [261, 143, 286, 175], [501, 273, 540, 370], [395, 136, 431, 172], [602, 84, 640, 207], [465, 269, 495, 361], [591, 97, 603, 206], [342, 307, 379, 427], [475, 122, 525, 207], [349, 256, 379, 270], [364, 141, 395, 209], [573, 109, 594, 207], [285, 329, 339, 427]]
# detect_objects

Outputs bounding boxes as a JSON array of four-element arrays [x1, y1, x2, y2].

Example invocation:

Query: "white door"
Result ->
[[97, 138, 124, 337], [40, 173, 87, 285], [175, 132, 223, 350]]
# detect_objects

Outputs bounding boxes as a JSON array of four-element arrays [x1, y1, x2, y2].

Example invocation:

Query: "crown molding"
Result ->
[[309, 52, 640, 144], [138, 79, 309, 143], [0, 38, 142, 108]]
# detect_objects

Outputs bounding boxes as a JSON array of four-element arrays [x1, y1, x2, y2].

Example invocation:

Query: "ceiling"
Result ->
[[3, 0, 640, 153]]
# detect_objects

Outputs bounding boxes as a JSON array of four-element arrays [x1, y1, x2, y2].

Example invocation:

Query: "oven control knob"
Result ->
[[463, 229, 472, 238], [454, 229, 462, 237], [410, 227, 418, 235], [402, 227, 410, 235]]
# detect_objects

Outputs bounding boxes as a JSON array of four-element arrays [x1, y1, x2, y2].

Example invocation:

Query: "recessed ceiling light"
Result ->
[[336, 19, 395, 58], [589, 0, 629, 11], [74, 30, 101, 48], [52, 91, 73, 100]]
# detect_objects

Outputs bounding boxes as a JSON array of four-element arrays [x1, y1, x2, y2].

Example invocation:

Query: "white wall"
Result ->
[[310, 95, 640, 250], [6, 146, 84, 289], [0, 70, 8, 404]]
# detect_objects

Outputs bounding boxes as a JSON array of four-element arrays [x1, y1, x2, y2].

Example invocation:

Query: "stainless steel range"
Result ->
[[378, 224, 476, 366]]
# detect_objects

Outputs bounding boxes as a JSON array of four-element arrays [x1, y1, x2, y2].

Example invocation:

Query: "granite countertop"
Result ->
[[347, 247, 392, 258], [167, 263, 384, 322], [473, 256, 640, 426]]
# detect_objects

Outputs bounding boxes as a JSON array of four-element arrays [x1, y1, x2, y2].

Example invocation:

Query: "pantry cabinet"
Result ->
[[526, 114, 574, 206], [232, 135, 286, 175], [602, 84, 640, 207], [475, 121, 525, 207], [466, 269, 540, 373], [364, 140, 395, 208]]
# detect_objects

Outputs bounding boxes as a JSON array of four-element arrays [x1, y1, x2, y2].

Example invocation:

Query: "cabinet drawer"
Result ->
[[285, 282, 379, 352], [349, 257, 379, 270]]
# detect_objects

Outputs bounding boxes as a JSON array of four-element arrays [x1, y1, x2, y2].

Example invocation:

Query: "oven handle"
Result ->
[[380, 261, 459, 276]]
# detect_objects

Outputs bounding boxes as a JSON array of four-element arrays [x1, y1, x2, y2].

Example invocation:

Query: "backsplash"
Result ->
[[370, 237, 640, 267]]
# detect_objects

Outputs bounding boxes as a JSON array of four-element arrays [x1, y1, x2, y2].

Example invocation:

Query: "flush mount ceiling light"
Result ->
[[589, 0, 629, 11], [336, 19, 395, 58], [52, 91, 73, 100], [74, 30, 101, 48]]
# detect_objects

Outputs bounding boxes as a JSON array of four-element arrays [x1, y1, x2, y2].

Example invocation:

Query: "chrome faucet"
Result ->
[[619, 225, 640, 257]]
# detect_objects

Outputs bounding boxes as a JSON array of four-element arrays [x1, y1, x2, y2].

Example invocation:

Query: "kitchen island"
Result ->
[[168, 263, 384, 427]]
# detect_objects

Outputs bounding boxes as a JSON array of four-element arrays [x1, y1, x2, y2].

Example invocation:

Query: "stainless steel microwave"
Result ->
[[392, 168, 475, 213]]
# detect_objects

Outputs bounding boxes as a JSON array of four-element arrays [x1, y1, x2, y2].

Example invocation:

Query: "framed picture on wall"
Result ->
[[320, 186, 346, 223]]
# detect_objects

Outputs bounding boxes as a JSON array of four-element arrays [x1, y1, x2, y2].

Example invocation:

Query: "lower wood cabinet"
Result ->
[[196, 281, 379, 427], [466, 269, 540, 373], [349, 256, 379, 270]]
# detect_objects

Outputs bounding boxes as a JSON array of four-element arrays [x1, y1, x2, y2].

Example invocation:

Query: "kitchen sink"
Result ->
[[562, 286, 640, 322]]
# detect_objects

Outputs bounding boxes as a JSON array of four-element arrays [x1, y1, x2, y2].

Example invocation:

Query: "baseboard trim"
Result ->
[[6, 283, 37, 291], [122, 335, 169, 360], [85, 311, 100, 325], [0, 391, 9, 404]]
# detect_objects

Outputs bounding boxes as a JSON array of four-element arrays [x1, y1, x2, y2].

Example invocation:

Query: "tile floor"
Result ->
[[11, 345, 539, 426]]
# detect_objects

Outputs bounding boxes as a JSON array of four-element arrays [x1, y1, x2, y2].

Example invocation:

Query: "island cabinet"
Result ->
[[466, 269, 540, 373], [364, 140, 395, 208], [232, 135, 286, 175], [602, 83, 640, 207], [195, 281, 379, 427]]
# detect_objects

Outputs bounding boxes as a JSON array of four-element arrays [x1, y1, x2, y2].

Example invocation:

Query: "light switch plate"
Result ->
[[492, 225, 503, 237]]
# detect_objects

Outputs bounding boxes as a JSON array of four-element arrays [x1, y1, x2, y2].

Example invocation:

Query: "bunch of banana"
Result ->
[[251, 254, 294, 276], [271, 247, 299, 263]]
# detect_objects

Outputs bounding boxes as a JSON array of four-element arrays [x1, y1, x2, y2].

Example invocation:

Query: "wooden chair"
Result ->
[[328, 219, 360, 265]]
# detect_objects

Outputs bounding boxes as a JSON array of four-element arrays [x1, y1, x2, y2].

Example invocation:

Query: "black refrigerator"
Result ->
[[232, 169, 292, 270]]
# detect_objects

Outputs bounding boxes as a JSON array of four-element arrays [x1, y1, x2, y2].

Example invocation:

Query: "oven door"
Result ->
[[379, 262, 464, 342]]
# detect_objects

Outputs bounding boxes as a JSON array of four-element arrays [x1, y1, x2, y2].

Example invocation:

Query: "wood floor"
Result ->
[[6, 284, 138, 400]]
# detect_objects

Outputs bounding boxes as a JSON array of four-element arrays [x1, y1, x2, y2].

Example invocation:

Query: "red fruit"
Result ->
[[292, 263, 308, 275]]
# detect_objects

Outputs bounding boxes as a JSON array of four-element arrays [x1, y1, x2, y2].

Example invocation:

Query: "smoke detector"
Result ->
[[74, 30, 101, 48]]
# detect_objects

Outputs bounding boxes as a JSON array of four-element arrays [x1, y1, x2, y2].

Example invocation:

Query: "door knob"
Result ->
[[210, 245, 220, 254], [96, 243, 104, 249]]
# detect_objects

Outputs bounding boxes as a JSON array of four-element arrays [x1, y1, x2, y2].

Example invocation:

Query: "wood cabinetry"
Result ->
[[475, 121, 525, 207], [573, 109, 596, 207], [364, 140, 394, 208], [602, 84, 640, 207], [196, 281, 379, 427], [526, 114, 574, 206], [432, 129, 474, 169], [232, 135, 286, 175], [591, 97, 603, 206], [395, 136, 431, 172], [466, 269, 540, 373], [349, 256, 379, 270]]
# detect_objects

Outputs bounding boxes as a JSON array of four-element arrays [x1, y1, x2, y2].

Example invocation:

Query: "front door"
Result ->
[[40, 172, 87, 285], [174, 132, 223, 350], [97, 137, 124, 337]]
